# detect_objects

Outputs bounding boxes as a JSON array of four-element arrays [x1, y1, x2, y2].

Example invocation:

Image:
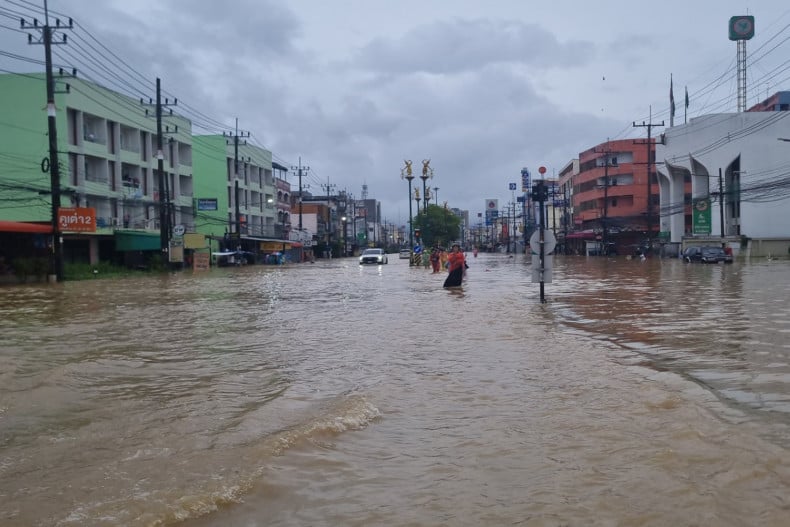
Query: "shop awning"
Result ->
[[0, 220, 53, 233], [115, 231, 160, 251], [565, 230, 597, 240]]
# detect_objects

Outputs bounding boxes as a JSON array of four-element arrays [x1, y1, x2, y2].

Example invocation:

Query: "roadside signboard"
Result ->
[[58, 207, 96, 232], [692, 197, 712, 235], [197, 198, 218, 211], [192, 251, 210, 271], [529, 229, 557, 255]]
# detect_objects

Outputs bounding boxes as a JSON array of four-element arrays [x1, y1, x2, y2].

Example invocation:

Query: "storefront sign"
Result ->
[[58, 207, 96, 232], [692, 197, 712, 235], [197, 198, 218, 211]]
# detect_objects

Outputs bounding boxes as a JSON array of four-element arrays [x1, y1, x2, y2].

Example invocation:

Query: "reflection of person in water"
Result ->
[[443, 244, 466, 288]]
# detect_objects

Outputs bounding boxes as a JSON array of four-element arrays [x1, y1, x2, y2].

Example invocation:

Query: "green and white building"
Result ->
[[0, 72, 193, 265]]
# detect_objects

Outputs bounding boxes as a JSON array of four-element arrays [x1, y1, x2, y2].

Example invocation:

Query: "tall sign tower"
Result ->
[[729, 16, 755, 112]]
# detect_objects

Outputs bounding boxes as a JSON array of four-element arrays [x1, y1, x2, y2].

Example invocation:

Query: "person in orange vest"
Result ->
[[443, 244, 466, 288]]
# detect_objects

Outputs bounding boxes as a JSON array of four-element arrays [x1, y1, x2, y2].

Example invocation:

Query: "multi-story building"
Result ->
[[273, 162, 291, 240], [656, 92, 790, 257], [192, 134, 276, 253], [557, 159, 579, 252], [0, 73, 193, 267], [565, 139, 656, 254]]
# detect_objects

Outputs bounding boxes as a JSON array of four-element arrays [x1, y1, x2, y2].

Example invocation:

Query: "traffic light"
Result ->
[[414, 228, 421, 242], [531, 183, 548, 202]]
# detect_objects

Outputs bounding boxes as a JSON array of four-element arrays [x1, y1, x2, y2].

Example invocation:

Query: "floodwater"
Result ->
[[1, 253, 789, 526]]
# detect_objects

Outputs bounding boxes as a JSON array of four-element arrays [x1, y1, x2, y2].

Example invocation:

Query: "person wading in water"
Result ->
[[443, 244, 466, 288]]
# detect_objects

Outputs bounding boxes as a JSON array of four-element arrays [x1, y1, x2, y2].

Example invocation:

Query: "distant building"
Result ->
[[747, 91, 790, 112], [273, 162, 291, 240], [192, 134, 276, 244], [562, 139, 657, 254]]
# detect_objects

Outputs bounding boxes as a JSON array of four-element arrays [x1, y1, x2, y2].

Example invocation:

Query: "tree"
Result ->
[[413, 204, 460, 247]]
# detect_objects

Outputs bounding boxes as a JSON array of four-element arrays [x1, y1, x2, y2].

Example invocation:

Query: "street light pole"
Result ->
[[420, 159, 433, 214], [401, 161, 415, 266], [341, 216, 348, 257]]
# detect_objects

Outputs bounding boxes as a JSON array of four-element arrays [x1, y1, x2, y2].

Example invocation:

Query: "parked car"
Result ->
[[399, 249, 411, 259], [359, 248, 388, 265], [683, 246, 733, 264]]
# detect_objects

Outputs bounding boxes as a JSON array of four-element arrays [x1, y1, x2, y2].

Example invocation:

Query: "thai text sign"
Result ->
[[58, 207, 96, 232], [197, 198, 218, 211], [192, 251, 210, 271], [692, 197, 712, 235]]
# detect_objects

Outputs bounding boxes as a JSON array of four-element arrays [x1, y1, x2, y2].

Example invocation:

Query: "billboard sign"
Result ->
[[692, 197, 712, 234], [521, 168, 531, 191], [58, 207, 96, 232]]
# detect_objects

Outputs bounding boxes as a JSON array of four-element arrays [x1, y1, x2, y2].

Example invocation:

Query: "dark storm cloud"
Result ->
[[353, 18, 594, 74], [0, 0, 614, 216], [301, 63, 619, 215]]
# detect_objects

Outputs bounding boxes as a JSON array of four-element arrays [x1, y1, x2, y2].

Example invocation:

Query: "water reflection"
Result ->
[[551, 257, 790, 419]]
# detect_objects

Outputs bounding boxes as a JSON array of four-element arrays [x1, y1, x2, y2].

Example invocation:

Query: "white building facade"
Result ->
[[656, 110, 790, 257]]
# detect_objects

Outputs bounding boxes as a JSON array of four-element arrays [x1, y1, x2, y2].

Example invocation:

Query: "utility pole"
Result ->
[[594, 141, 613, 254], [512, 202, 517, 254], [142, 80, 178, 257], [22, 3, 73, 282], [719, 168, 726, 247], [551, 189, 557, 238], [433, 187, 439, 205], [633, 114, 664, 250], [322, 178, 336, 255], [291, 157, 310, 231], [223, 120, 249, 245]]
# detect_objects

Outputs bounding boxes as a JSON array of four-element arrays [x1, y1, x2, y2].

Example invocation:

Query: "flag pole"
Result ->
[[669, 73, 675, 127]]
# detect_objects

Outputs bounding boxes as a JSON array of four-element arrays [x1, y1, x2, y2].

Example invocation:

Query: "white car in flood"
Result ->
[[359, 248, 388, 265]]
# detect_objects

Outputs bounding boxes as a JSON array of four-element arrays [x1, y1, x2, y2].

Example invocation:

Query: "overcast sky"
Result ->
[[2, 0, 790, 225]]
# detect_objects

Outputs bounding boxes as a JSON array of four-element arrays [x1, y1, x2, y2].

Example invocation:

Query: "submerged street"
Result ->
[[1, 253, 790, 526]]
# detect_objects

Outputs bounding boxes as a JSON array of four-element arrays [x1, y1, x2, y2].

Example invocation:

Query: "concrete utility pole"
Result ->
[[22, 2, 72, 281], [594, 141, 613, 254], [291, 158, 310, 231], [633, 114, 664, 248], [156, 80, 168, 255], [223, 120, 249, 243], [142, 80, 178, 257], [322, 179, 336, 253], [719, 167, 726, 247]]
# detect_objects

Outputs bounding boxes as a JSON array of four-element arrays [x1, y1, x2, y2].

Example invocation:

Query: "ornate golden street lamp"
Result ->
[[420, 159, 433, 214], [400, 160, 415, 266]]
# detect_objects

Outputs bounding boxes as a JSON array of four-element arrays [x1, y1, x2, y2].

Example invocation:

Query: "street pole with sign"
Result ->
[[531, 166, 556, 303]]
